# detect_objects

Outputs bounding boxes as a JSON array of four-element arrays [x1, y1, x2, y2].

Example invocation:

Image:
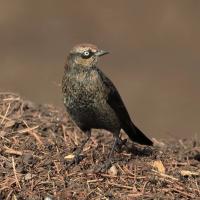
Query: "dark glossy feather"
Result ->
[[97, 68, 153, 146]]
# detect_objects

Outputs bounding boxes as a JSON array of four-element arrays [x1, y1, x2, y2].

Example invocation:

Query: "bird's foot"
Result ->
[[115, 138, 127, 152], [93, 160, 112, 173]]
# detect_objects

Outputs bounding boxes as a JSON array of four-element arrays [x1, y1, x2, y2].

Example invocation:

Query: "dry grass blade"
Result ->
[[151, 169, 178, 181], [20, 122, 43, 146], [4, 146, 23, 156], [18, 125, 39, 134], [87, 179, 104, 183], [0, 103, 11, 124], [0, 114, 11, 121], [107, 181, 133, 190], [12, 156, 21, 189], [5, 189, 13, 200], [172, 188, 195, 198]]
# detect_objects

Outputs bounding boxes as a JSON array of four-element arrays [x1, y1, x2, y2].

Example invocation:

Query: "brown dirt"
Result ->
[[0, 93, 199, 200]]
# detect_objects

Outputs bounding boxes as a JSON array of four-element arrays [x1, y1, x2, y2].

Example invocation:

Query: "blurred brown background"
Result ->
[[0, 1, 200, 139]]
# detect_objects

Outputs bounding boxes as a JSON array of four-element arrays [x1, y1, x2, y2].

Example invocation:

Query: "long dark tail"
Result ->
[[123, 122, 153, 146]]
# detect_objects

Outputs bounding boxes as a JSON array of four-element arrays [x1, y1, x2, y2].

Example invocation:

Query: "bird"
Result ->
[[62, 43, 153, 169]]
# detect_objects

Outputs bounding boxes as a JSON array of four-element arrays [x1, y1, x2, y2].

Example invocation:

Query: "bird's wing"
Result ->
[[96, 68, 134, 126], [96, 67, 153, 146]]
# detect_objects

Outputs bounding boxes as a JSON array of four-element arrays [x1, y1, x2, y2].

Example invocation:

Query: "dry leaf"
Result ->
[[151, 160, 165, 174], [24, 173, 36, 180], [180, 170, 199, 177], [108, 165, 118, 176], [64, 154, 75, 160], [44, 197, 52, 200]]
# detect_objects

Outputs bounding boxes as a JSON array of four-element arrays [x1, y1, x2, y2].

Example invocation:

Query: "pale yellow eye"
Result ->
[[83, 51, 90, 56], [81, 50, 93, 59]]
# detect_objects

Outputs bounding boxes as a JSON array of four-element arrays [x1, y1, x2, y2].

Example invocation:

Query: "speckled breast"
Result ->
[[62, 68, 107, 127]]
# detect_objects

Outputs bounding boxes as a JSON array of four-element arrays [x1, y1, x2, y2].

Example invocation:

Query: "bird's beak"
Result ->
[[95, 50, 109, 57]]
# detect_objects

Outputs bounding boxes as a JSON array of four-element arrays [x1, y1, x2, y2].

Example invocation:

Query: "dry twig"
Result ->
[[12, 156, 21, 189]]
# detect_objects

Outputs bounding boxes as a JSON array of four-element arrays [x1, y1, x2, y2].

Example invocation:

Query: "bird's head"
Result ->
[[67, 43, 109, 68]]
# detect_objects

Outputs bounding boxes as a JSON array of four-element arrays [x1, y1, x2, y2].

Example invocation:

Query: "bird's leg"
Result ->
[[67, 130, 91, 167], [76, 130, 91, 154], [108, 137, 119, 160], [115, 137, 128, 152], [95, 136, 119, 172]]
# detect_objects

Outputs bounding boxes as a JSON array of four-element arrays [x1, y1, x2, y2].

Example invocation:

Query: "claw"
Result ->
[[115, 138, 127, 152]]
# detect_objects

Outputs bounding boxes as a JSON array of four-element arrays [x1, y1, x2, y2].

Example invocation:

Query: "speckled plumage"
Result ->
[[62, 65, 121, 134], [62, 44, 152, 167]]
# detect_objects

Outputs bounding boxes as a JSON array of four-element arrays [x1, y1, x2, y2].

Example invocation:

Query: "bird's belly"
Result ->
[[63, 74, 120, 132], [65, 95, 120, 132]]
